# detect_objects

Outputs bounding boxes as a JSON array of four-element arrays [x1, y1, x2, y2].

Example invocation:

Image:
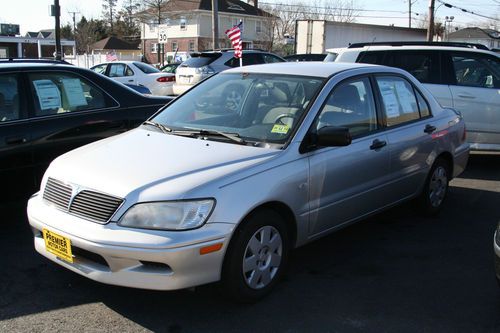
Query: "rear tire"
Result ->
[[222, 209, 290, 303], [418, 157, 450, 216]]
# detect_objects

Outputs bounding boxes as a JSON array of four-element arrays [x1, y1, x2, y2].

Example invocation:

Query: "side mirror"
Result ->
[[317, 126, 352, 147]]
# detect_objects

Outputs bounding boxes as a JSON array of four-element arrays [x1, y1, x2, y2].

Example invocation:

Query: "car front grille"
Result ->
[[43, 177, 123, 223]]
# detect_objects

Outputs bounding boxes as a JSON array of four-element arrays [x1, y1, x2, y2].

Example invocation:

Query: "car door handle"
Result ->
[[128, 79, 134, 82], [5, 136, 28, 145], [424, 124, 436, 134], [370, 139, 387, 150], [457, 94, 475, 99]]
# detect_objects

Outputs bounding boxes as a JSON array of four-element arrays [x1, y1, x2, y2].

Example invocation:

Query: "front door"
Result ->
[[307, 76, 391, 237]]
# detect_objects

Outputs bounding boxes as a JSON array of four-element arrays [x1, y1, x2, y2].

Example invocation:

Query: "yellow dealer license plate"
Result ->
[[43, 229, 73, 263]]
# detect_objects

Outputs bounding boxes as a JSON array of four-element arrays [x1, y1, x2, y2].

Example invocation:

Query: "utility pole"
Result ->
[[409, 0, 411, 28], [212, 0, 219, 50], [68, 11, 80, 32], [427, 0, 435, 42], [54, 0, 61, 60]]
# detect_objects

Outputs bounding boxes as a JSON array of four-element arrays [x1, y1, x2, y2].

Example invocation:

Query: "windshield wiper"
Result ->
[[171, 129, 247, 145], [143, 120, 172, 134]]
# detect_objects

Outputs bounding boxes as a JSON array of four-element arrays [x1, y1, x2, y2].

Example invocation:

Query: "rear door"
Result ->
[[445, 51, 500, 148], [307, 76, 391, 236], [25, 70, 126, 185], [373, 75, 436, 201], [0, 72, 34, 199]]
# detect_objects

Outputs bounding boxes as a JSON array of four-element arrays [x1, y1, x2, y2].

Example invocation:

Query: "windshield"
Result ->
[[133, 62, 160, 73], [152, 73, 324, 146]]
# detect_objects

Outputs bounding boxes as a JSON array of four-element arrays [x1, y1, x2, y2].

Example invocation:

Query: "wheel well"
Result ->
[[237, 202, 298, 248], [436, 151, 453, 178]]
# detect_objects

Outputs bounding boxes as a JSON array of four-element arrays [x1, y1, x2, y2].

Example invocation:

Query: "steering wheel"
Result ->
[[274, 113, 297, 125]]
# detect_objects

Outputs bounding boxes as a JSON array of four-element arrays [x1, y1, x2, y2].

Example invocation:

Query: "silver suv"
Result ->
[[173, 49, 285, 95], [327, 42, 500, 151]]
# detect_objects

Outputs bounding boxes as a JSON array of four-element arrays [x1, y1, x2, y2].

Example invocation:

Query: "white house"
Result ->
[[140, 0, 273, 63]]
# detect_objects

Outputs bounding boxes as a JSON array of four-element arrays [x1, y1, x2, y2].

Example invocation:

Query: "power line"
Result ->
[[437, 0, 499, 21]]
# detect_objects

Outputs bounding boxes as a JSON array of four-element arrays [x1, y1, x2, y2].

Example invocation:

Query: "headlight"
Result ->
[[118, 199, 215, 231]]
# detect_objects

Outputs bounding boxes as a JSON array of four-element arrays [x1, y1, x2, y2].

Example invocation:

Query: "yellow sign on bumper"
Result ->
[[43, 229, 73, 263]]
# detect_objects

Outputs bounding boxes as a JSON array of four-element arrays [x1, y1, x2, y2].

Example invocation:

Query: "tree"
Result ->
[[102, 0, 118, 33], [61, 23, 74, 40], [74, 16, 108, 54]]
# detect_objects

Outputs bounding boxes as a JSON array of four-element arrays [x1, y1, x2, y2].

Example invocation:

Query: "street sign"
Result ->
[[158, 24, 168, 44]]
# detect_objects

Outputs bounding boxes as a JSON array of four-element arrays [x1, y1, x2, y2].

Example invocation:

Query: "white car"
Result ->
[[91, 61, 175, 96], [326, 41, 500, 151]]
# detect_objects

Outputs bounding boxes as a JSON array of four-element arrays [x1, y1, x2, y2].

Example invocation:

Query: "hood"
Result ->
[[46, 128, 279, 200]]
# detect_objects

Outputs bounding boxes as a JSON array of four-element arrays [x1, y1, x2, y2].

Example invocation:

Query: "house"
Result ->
[[0, 28, 75, 58], [447, 27, 500, 49], [140, 0, 273, 64], [89, 36, 141, 58]]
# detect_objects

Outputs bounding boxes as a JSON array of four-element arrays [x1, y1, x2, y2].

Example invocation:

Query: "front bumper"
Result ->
[[28, 195, 234, 290]]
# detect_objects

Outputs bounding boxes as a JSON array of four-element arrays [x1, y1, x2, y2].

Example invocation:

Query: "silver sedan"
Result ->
[[28, 62, 469, 302]]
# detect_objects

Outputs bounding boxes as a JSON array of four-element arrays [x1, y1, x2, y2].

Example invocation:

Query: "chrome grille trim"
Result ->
[[43, 178, 72, 210], [42, 178, 124, 224]]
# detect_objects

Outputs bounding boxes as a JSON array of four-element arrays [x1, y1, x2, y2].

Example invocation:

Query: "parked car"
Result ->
[[173, 49, 285, 95], [91, 61, 175, 96], [284, 53, 326, 62], [326, 41, 500, 151], [0, 61, 171, 201], [160, 62, 181, 74], [28, 62, 469, 302]]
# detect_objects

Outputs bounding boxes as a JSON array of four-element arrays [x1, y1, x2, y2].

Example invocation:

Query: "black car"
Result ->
[[0, 61, 172, 201]]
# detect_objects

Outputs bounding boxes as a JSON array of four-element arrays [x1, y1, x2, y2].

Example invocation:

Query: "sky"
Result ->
[[0, 0, 498, 35]]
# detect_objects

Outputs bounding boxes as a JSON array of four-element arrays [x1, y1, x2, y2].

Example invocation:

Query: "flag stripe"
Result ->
[[225, 22, 243, 59]]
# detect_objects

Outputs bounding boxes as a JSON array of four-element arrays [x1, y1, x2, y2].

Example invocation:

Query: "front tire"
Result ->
[[418, 157, 450, 216], [222, 209, 290, 302]]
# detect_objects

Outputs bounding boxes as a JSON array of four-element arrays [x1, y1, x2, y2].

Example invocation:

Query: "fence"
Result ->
[[65, 52, 143, 68]]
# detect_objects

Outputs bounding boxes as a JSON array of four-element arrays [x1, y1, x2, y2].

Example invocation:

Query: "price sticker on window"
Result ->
[[271, 124, 290, 134]]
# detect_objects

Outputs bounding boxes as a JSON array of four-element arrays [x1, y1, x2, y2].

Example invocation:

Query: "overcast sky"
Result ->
[[0, 0, 498, 35]]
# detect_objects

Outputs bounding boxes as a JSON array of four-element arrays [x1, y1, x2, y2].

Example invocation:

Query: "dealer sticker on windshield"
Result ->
[[271, 124, 290, 134], [43, 228, 73, 263]]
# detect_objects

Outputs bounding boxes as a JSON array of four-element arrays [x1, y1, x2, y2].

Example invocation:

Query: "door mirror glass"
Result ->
[[317, 126, 352, 147]]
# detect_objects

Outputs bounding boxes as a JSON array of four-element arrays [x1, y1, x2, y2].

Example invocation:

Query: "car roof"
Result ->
[[0, 62, 76, 70], [223, 62, 378, 78], [327, 45, 500, 57]]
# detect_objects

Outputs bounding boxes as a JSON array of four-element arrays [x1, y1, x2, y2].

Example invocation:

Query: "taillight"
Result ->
[[157, 76, 175, 83]]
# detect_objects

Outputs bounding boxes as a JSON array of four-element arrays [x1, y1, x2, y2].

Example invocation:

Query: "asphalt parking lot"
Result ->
[[1, 153, 499, 333]]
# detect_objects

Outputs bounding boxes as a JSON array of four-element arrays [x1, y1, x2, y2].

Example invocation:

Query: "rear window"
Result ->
[[133, 62, 160, 74], [181, 53, 222, 68]]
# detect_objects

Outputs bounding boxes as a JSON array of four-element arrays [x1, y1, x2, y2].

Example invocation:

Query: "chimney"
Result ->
[[248, 0, 258, 7]]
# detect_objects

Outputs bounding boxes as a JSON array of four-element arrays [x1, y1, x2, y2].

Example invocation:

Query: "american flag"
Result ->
[[106, 51, 118, 62], [225, 21, 243, 58]]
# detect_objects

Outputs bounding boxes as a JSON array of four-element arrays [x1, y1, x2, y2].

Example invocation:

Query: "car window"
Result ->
[[357, 51, 386, 66], [153, 73, 324, 145], [375, 76, 420, 126], [0, 74, 21, 122], [92, 64, 107, 75], [225, 53, 263, 68], [263, 54, 284, 63], [125, 66, 134, 76], [416, 90, 431, 118], [109, 63, 127, 77], [28, 72, 109, 117], [182, 54, 221, 68], [133, 62, 160, 74], [316, 77, 377, 137], [451, 53, 500, 89]]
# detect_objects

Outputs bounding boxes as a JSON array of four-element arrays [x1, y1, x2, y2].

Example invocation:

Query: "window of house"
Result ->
[[375, 76, 420, 127], [180, 17, 186, 31], [189, 41, 195, 52], [149, 23, 157, 33], [151, 43, 158, 54], [256, 20, 262, 34], [172, 41, 178, 52], [28, 72, 113, 117]]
